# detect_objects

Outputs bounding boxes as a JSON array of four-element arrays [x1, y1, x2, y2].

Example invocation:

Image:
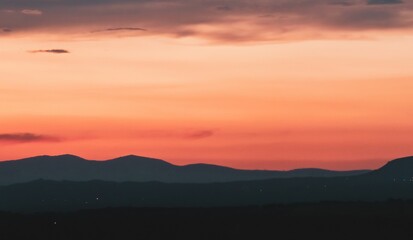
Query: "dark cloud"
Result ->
[[330, 0, 357, 6], [216, 5, 232, 11], [186, 130, 215, 140], [324, 7, 409, 29], [91, 27, 147, 33], [0, 0, 412, 42], [104, 27, 146, 31], [29, 49, 70, 54], [0, 133, 60, 143], [367, 0, 403, 4], [1, 28, 12, 32]]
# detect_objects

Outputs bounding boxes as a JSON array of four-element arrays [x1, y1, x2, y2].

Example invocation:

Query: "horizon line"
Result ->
[[0, 153, 400, 172]]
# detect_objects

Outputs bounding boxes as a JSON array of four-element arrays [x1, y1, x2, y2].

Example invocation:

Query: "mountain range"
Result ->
[[0, 155, 413, 212], [0, 154, 369, 185]]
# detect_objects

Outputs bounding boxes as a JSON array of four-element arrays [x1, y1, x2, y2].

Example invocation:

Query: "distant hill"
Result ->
[[0, 156, 412, 212], [367, 156, 413, 181], [0, 154, 369, 185]]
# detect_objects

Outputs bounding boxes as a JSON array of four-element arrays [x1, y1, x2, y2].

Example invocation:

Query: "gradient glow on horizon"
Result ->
[[1, 0, 413, 170]]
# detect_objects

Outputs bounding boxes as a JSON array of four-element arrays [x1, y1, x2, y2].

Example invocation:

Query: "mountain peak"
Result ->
[[388, 156, 413, 163], [54, 154, 85, 160], [109, 155, 173, 165], [118, 154, 146, 159], [15, 154, 85, 162], [380, 156, 413, 169], [370, 156, 413, 179]]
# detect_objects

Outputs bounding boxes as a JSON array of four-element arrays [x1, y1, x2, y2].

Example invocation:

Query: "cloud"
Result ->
[[1, 0, 413, 42], [129, 129, 217, 140], [29, 49, 70, 54], [216, 5, 232, 11], [367, 0, 403, 4], [21, 9, 43, 16], [1, 28, 12, 32], [330, 0, 357, 6], [0, 9, 15, 14], [0, 133, 60, 143], [185, 130, 215, 140], [91, 27, 147, 33]]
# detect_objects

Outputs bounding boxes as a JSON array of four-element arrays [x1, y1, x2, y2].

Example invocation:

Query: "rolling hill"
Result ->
[[0, 154, 369, 185], [0, 156, 412, 212]]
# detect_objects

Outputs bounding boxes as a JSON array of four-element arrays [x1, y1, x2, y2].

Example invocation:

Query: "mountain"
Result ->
[[0, 154, 369, 185], [0, 156, 411, 212], [367, 156, 413, 181]]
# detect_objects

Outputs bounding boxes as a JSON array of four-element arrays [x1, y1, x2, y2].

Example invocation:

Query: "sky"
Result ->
[[1, 0, 413, 170]]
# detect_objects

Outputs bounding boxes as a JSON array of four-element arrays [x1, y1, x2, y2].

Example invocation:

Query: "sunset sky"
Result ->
[[1, 0, 413, 170]]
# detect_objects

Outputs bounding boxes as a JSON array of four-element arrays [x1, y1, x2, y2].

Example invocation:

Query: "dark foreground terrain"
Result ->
[[2, 201, 413, 240]]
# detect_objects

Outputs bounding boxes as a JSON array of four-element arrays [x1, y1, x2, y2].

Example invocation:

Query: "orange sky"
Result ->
[[1, 0, 413, 170]]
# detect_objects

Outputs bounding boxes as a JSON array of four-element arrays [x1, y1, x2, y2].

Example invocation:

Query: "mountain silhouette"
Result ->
[[0, 156, 412, 212], [367, 156, 413, 181], [0, 154, 369, 185]]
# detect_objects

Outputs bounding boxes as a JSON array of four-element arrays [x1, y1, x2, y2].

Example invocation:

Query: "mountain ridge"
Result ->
[[0, 156, 412, 212], [0, 154, 370, 185], [367, 156, 413, 180]]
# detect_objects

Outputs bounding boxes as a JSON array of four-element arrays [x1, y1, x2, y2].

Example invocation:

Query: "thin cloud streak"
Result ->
[[185, 130, 215, 140], [29, 49, 70, 54], [21, 9, 43, 16], [0, 133, 60, 143], [101, 27, 146, 32], [367, 0, 403, 4], [126, 129, 217, 140]]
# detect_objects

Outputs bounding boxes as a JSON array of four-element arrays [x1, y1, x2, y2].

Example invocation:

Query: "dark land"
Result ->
[[2, 201, 413, 240], [1, 155, 413, 239]]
